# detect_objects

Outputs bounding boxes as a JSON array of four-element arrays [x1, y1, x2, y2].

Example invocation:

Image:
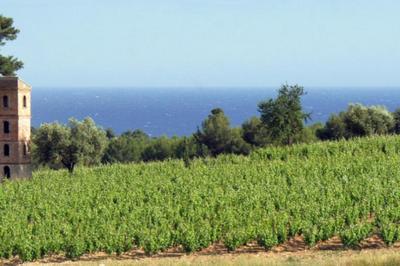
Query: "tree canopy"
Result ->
[[318, 104, 395, 140], [194, 108, 250, 156], [0, 15, 23, 76], [393, 108, 400, 134], [33, 118, 108, 173], [258, 84, 310, 145]]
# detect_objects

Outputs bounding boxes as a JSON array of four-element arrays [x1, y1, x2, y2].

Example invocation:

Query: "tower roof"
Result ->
[[0, 77, 31, 90]]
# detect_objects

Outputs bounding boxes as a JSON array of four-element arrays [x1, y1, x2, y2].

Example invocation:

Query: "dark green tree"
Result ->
[[317, 114, 347, 140], [241, 116, 269, 147], [121, 129, 149, 139], [258, 84, 310, 145], [297, 123, 323, 143], [194, 108, 250, 156], [0, 15, 23, 76], [105, 128, 116, 139], [394, 108, 400, 134], [142, 136, 178, 162], [102, 129, 150, 163], [175, 136, 208, 161], [194, 108, 232, 156], [227, 128, 252, 155]]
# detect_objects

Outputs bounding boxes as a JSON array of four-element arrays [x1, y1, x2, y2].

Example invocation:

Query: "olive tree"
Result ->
[[33, 118, 108, 173], [318, 104, 394, 140]]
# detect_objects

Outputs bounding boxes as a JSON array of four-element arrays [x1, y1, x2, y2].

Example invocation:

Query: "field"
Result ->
[[1, 136, 400, 262]]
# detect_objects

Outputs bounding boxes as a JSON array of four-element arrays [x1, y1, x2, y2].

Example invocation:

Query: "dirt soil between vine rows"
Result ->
[[3, 234, 400, 265]]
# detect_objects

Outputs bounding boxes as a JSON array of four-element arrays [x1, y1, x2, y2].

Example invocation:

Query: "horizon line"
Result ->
[[31, 85, 400, 90]]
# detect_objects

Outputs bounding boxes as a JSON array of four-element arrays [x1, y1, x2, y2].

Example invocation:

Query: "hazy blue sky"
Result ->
[[2, 0, 400, 87]]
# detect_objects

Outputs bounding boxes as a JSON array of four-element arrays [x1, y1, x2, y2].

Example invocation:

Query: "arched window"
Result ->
[[23, 143, 27, 156], [23, 96, 27, 108], [3, 121, 9, 134], [3, 96, 8, 108], [4, 144, 9, 156], [4, 166, 10, 179]]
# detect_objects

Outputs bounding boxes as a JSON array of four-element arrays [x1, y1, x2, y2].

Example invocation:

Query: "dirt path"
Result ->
[[21, 249, 400, 266], [2, 235, 400, 265]]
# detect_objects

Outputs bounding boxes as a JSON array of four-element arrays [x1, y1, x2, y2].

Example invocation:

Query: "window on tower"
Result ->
[[23, 143, 27, 156], [3, 166, 10, 179], [23, 96, 27, 108], [3, 96, 9, 108], [4, 144, 9, 156], [3, 121, 10, 134]]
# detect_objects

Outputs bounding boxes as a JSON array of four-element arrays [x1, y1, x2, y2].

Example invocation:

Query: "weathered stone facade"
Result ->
[[0, 77, 32, 180]]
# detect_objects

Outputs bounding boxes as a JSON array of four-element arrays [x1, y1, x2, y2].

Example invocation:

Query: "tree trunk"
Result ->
[[67, 163, 75, 173], [62, 160, 75, 174]]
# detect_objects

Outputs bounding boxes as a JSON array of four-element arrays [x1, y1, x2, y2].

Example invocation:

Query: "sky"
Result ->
[[1, 0, 400, 88]]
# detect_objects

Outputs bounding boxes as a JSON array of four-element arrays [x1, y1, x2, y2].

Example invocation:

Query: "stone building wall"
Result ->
[[0, 77, 32, 181]]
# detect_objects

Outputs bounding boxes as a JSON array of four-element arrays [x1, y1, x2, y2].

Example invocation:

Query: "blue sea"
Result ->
[[32, 87, 400, 137]]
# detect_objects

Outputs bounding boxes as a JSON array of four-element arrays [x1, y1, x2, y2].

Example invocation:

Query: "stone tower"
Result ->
[[0, 77, 31, 180]]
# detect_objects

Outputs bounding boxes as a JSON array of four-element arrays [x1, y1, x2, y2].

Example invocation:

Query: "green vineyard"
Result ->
[[1, 135, 400, 261]]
